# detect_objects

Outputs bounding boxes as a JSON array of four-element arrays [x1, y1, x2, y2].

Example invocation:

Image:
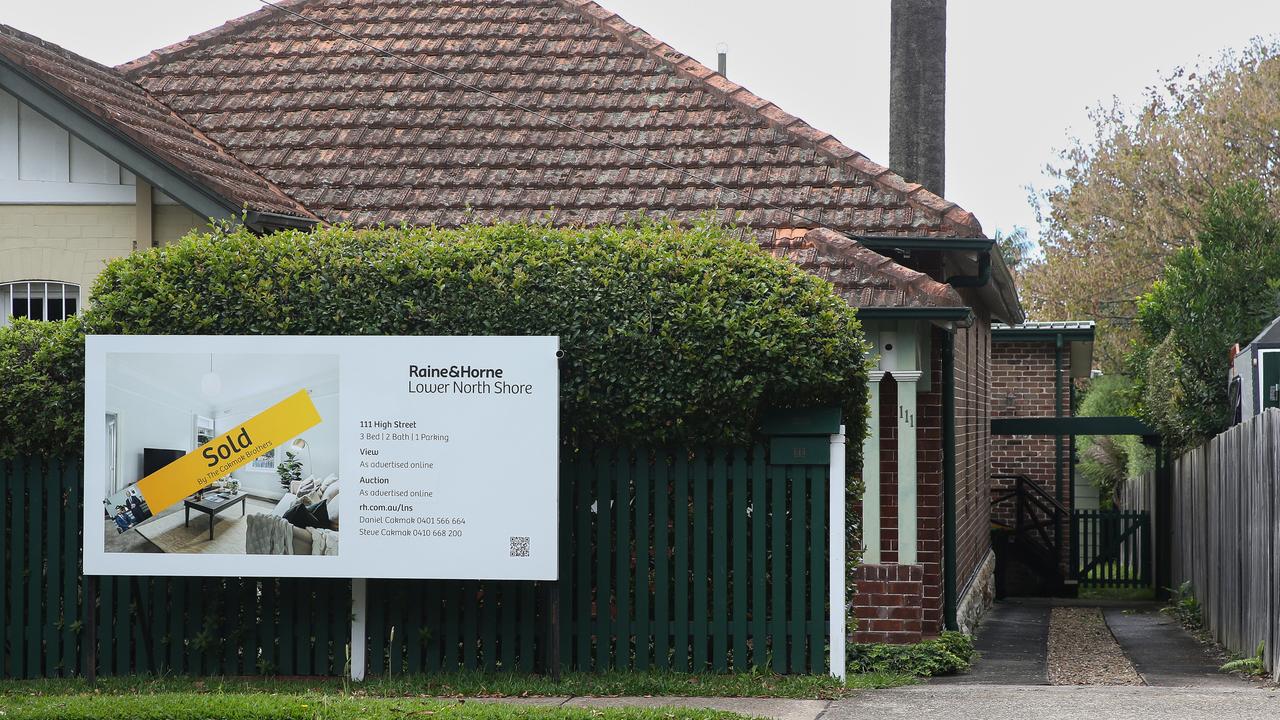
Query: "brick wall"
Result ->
[[952, 314, 993, 599], [991, 340, 1072, 519], [851, 563, 924, 643]]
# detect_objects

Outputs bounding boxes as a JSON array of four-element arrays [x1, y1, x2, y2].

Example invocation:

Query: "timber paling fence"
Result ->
[[1121, 409, 1280, 681], [0, 445, 831, 678]]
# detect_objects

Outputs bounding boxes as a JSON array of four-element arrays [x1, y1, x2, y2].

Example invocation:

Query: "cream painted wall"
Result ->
[[0, 203, 203, 304], [154, 204, 205, 248]]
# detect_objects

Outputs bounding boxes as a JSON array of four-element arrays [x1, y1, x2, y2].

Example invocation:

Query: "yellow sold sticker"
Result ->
[[134, 389, 322, 511]]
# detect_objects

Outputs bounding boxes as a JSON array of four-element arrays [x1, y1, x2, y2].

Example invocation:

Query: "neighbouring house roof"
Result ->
[[117, 0, 982, 240], [993, 321, 1095, 338], [0, 24, 312, 221], [764, 228, 966, 312], [993, 321, 1095, 377], [1248, 315, 1280, 346]]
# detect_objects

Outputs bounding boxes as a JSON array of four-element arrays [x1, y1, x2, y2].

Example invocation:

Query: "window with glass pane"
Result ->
[[0, 281, 81, 326]]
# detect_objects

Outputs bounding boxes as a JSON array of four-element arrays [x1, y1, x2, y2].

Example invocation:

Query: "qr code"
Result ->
[[510, 536, 530, 557]]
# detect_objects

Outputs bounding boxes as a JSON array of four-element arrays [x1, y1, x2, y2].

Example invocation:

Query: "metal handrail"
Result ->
[[991, 472, 1066, 583], [992, 473, 1068, 517]]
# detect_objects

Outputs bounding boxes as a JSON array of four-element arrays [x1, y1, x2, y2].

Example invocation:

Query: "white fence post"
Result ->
[[829, 424, 847, 682], [351, 578, 367, 681]]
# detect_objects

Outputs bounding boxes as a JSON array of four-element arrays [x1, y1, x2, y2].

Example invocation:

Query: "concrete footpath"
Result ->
[[470, 685, 1280, 720], [469, 695, 828, 720]]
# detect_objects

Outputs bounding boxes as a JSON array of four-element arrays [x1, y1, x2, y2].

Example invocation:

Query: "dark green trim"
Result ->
[[991, 416, 1158, 437], [857, 307, 973, 321], [1068, 381, 1077, 521], [1055, 334, 1064, 503], [850, 236, 995, 253], [992, 330, 1095, 343], [759, 406, 841, 435], [942, 328, 958, 631]]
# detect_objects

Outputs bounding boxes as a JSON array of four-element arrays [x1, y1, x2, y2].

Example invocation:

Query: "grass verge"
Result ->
[[0, 669, 913, 702], [0, 693, 752, 720]]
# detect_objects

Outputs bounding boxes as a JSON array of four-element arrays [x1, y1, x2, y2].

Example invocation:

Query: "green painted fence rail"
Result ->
[[0, 446, 829, 678]]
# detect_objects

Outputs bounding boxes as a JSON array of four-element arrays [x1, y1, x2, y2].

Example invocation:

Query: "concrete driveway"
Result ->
[[825, 684, 1280, 720], [828, 600, 1277, 720]]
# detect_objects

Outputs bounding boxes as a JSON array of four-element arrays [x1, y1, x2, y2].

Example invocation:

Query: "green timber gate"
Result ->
[[1072, 509, 1151, 589], [1, 445, 830, 678]]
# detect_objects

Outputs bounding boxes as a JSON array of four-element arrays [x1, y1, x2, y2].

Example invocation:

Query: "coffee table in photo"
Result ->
[[184, 491, 248, 541]]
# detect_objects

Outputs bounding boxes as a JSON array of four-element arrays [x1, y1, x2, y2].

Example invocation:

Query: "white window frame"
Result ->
[[0, 280, 80, 326], [250, 448, 279, 471]]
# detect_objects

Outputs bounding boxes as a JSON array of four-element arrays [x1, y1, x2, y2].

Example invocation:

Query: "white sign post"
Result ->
[[351, 578, 367, 681]]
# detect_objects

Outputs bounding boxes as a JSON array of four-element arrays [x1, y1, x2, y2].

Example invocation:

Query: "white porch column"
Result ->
[[861, 378, 882, 563], [893, 370, 922, 565]]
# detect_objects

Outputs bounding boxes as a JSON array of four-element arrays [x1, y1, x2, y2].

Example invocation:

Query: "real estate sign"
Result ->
[[83, 335, 560, 580]]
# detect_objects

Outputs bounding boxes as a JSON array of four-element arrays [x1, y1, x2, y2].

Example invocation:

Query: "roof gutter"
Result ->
[[849, 235, 994, 253], [244, 210, 319, 233], [857, 307, 974, 324]]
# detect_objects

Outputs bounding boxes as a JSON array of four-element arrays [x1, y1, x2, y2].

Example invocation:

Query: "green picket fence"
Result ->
[[1, 446, 830, 678]]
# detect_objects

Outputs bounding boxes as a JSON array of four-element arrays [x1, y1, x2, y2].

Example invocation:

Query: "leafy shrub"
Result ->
[[1074, 375, 1153, 506], [3, 220, 869, 459], [0, 317, 85, 459], [1130, 182, 1280, 450], [1220, 641, 1267, 677], [1162, 580, 1203, 630], [847, 631, 974, 677]]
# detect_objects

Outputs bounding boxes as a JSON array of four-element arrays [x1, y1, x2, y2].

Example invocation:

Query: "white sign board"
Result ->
[[83, 335, 559, 580]]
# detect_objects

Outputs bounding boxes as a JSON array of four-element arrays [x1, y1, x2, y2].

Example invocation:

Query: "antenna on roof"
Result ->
[[716, 42, 728, 77]]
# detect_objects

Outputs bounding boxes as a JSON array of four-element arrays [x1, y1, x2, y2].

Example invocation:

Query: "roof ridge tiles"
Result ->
[[116, 0, 319, 76], [554, 0, 982, 237]]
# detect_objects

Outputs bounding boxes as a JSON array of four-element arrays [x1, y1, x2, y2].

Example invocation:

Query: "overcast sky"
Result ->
[[6, 1, 1280, 240]]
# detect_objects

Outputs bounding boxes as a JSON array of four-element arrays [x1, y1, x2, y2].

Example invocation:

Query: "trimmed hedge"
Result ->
[[0, 318, 85, 459], [2, 220, 869, 460]]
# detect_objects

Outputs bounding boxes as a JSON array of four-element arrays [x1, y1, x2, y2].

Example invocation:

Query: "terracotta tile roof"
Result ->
[[117, 0, 983, 238], [763, 228, 965, 310], [0, 24, 311, 219]]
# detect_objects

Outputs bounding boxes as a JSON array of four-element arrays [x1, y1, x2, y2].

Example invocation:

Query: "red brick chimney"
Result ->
[[889, 0, 946, 197]]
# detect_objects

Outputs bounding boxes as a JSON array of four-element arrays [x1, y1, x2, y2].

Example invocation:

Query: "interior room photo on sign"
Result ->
[[100, 351, 339, 558]]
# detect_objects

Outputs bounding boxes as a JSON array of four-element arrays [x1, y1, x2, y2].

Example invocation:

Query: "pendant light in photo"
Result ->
[[200, 354, 222, 398]]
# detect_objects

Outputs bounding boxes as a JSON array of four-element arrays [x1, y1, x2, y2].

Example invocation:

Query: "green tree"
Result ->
[[1130, 182, 1280, 449], [1024, 39, 1280, 370], [1074, 374, 1152, 506], [994, 226, 1035, 274]]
